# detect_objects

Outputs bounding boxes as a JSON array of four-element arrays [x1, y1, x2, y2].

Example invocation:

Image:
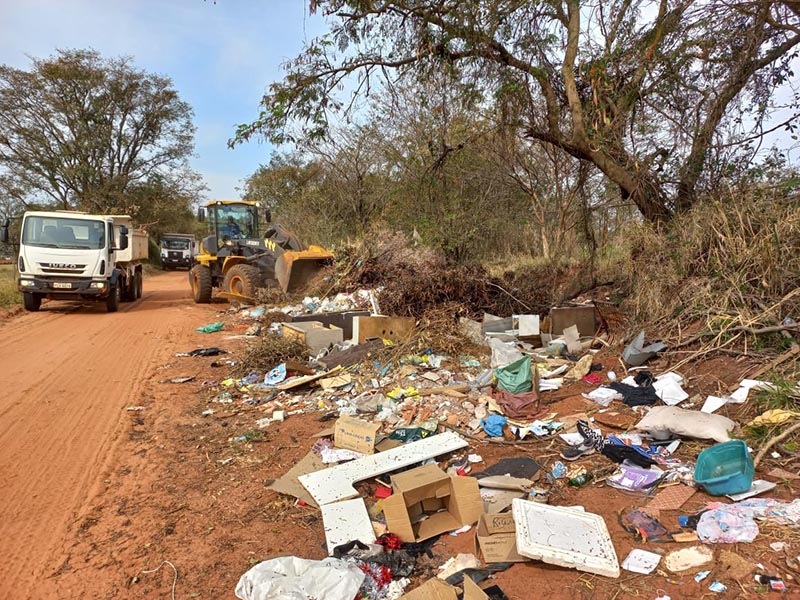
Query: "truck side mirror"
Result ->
[[0, 220, 8, 244], [197, 208, 206, 222], [264, 208, 272, 224], [119, 225, 129, 251]]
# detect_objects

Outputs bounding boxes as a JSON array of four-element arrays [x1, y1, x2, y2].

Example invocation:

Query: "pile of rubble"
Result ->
[[180, 290, 800, 599]]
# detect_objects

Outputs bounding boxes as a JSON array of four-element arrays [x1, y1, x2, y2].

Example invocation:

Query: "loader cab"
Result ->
[[208, 201, 258, 247]]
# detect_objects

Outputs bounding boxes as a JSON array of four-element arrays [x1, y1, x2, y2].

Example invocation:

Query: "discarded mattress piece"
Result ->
[[298, 431, 469, 505], [320, 498, 376, 554], [234, 556, 365, 600], [635, 405, 736, 443], [511, 498, 620, 578]]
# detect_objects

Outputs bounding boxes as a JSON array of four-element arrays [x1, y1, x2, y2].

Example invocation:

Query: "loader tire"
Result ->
[[190, 264, 213, 304], [223, 264, 260, 299]]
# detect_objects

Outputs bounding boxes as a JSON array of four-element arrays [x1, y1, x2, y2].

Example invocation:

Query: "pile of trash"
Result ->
[[179, 293, 800, 599]]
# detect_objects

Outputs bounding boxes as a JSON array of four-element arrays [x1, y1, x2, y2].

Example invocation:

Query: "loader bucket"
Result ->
[[275, 245, 334, 293]]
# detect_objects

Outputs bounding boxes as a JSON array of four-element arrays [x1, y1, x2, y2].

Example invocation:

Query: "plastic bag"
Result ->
[[495, 356, 532, 394], [235, 556, 365, 600]]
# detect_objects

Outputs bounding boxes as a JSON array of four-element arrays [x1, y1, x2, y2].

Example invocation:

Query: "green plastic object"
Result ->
[[196, 321, 225, 333], [694, 440, 754, 496], [495, 356, 533, 394]]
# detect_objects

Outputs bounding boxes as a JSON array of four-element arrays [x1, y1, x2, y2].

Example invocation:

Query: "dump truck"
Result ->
[[189, 199, 333, 303], [1, 211, 148, 313], [160, 233, 196, 270]]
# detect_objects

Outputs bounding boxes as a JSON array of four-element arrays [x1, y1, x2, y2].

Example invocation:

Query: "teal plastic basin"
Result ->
[[694, 440, 754, 496]]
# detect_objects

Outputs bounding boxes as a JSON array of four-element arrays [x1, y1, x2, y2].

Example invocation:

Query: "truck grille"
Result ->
[[39, 263, 86, 274]]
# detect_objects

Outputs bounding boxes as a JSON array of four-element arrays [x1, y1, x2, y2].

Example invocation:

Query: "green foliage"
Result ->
[[752, 378, 800, 413], [234, 0, 800, 222], [0, 48, 197, 217]]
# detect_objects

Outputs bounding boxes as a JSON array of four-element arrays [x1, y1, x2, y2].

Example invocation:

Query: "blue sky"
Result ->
[[0, 0, 326, 201]]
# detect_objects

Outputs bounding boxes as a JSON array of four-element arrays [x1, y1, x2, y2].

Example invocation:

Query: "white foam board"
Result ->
[[299, 431, 468, 506], [320, 498, 376, 554], [512, 499, 620, 578]]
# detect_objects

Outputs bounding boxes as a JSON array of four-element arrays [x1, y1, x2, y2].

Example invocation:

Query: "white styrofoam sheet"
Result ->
[[320, 498, 376, 554], [298, 431, 468, 506], [512, 498, 620, 578]]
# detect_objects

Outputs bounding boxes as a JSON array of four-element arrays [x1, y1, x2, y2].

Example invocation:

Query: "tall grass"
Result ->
[[0, 264, 21, 307], [623, 190, 800, 338]]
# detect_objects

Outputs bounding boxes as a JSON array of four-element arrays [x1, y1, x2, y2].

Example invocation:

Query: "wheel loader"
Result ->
[[189, 200, 333, 303]]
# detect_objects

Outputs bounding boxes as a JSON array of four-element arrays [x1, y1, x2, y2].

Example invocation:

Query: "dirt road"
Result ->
[[0, 272, 205, 599]]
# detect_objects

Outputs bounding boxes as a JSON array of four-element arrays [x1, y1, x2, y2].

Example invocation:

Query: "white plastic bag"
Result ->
[[235, 556, 365, 600]]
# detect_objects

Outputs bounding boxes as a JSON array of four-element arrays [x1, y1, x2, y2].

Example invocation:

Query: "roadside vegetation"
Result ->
[[0, 263, 20, 308]]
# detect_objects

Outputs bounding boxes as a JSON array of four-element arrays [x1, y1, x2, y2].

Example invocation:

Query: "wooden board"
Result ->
[[353, 316, 415, 344]]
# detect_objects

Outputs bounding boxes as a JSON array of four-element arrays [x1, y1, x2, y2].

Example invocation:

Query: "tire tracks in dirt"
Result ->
[[0, 272, 213, 600]]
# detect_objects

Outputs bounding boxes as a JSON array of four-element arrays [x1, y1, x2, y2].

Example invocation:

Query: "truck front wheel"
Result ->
[[135, 271, 143, 299], [190, 264, 213, 303], [106, 283, 121, 313], [23, 292, 42, 312]]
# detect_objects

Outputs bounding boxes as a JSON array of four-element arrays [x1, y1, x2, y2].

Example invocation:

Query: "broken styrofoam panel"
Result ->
[[512, 499, 620, 578], [622, 549, 661, 574], [515, 315, 540, 337], [298, 432, 469, 506], [320, 498, 377, 554]]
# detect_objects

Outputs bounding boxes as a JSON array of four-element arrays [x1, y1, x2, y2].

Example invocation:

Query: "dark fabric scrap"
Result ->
[[609, 382, 659, 407], [633, 371, 655, 386], [472, 457, 541, 480], [601, 443, 656, 468], [444, 563, 514, 586], [490, 388, 542, 419]]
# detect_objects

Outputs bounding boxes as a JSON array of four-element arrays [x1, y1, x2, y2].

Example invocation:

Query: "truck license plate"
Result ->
[[53, 282, 72, 289]]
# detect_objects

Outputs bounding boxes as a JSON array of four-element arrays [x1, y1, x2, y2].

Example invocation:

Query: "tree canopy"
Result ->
[[0, 49, 196, 215], [234, 0, 800, 222]]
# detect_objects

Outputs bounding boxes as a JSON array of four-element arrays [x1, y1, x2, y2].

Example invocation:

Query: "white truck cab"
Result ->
[[160, 233, 196, 270], [2, 211, 148, 313]]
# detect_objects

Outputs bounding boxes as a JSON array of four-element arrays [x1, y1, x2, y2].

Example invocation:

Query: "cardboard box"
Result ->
[[382, 464, 483, 542], [334, 415, 379, 454], [399, 576, 489, 600], [475, 512, 530, 563]]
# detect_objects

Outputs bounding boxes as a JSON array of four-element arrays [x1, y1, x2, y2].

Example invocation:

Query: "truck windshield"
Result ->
[[211, 203, 257, 240], [162, 239, 191, 250], [21, 216, 106, 250]]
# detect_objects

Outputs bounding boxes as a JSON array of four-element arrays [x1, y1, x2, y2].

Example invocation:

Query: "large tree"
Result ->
[[233, 0, 800, 222], [0, 49, 196, 213]]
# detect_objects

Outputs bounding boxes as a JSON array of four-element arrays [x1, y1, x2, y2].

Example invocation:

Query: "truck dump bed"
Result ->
[[109, 215, 148, 263]]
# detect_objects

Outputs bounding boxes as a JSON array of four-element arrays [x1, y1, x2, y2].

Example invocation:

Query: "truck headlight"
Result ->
[[90, 282, 105, 289], [20, 279, 35, 287]]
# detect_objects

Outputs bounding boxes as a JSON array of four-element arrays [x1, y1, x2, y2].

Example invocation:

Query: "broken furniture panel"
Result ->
[[298, 432, 469, 506], [281, 321, 344, 354], [320, 498, 376, 554], [352, 315, 415, 344]]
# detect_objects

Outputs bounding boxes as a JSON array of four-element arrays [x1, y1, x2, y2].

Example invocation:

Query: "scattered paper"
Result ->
[[726, 479, 777, 501], [700, 395, 728, 414]]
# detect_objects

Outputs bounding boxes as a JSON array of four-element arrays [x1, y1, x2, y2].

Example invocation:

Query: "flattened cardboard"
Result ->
[[475, 513, 530, 563], [549, 306, 597, 337], [399, 578, 458, 600], [463, 577, 490, 600], [266, 451, 327, 508], [334, 415, 379, 454], [383, 464, 483, 543]]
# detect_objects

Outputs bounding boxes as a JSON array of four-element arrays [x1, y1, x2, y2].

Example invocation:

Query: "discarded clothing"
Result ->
[[697, 498, 800, 543], [185, 347, 226, 357], [609, 382, 659, 407], [481, 414, 508, 437], [195, 321, 225, 333], [491, 388, 541, 419]]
